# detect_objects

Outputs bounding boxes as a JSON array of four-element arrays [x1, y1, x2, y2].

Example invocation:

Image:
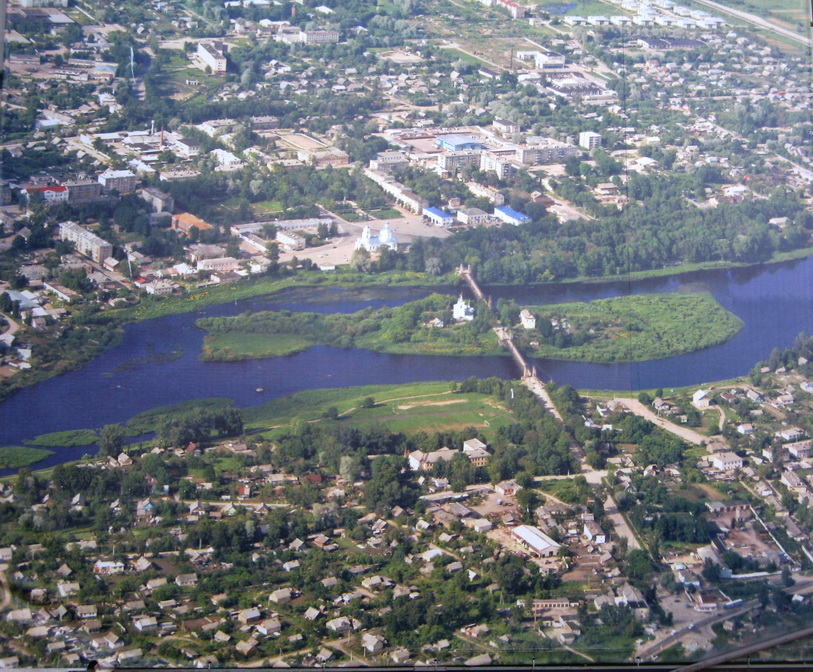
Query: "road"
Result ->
[[638, 599, 760, 660], [604, 493, 641, 550], [611, 398, 711, 446], [0, 312, 21, 338], [689, 0, 812, 47]]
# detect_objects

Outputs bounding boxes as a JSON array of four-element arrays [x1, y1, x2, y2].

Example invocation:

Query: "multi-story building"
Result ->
[[140, 187, 174, 213], [97, 169, 136, 194], [438, 151, 482, 173], [59, 221, 113, 263], [197, 42, 227, 73], [517, 139, 578, 165], [479, 152, 516, 179], [579, 131, 603, 150], [64, 180, 103, 204], [299, 30, 339, 44]]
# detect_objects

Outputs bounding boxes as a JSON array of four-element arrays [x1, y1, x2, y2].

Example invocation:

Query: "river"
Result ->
[[1, 256, 811, 473]]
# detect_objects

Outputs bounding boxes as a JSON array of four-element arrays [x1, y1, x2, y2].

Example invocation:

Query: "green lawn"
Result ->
[[0, 446, 54, 468], [365, 207, 404, 219]]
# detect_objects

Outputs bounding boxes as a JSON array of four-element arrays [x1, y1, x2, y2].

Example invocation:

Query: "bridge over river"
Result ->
[[458, 266, 563, 422]]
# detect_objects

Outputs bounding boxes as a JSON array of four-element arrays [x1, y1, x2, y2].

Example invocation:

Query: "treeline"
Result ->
[[403, 188, 810, 283]]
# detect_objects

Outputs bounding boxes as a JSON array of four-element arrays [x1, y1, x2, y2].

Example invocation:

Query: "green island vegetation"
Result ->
[[125, 397, 237, 435], [196, 293, 500, 361], [0, 446, 54, 468], [508, 292, 743, 363], [26, 429, 99, 448]]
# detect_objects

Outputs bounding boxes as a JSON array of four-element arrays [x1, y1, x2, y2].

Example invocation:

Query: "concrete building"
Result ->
[[140, 187, 174, 213], [64, 180, 103, 204], [456, 207, 490, 226], [299, 29, 339, 44], [438, 151, 482, 173], [517, 139, 578, 165], [276, 231, 306, 251], [97, 169, 136, 194], [579, 131, 602, 150], [479, 152, 516, 179], [369, 151, 409, 172], [197, 42, 227, 73], [58, 221, 113, 264]]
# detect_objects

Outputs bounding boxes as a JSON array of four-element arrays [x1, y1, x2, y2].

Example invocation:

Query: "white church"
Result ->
[[452, 295, 475, 322], [355, 223, 398, 252]]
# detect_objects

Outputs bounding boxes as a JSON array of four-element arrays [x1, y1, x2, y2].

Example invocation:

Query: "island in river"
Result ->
[[196, 291, 742, 364]]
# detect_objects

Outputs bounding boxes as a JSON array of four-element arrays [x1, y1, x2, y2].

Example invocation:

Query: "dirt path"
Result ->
[[605, 494, 641, 551], [611, 398, 710, 445]]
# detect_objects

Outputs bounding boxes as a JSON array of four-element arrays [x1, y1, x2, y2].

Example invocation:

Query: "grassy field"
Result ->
[[0, 446, 54, 468], [443, 48, 494, 68], [243, 381, 515, 438], [523, 292, 743, 363], [27, 429, 98, 448], [201, 332, 309, 360]]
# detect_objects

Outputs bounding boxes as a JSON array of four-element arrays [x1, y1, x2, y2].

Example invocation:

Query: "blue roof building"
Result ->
[[436, 134, 486, 152], [493, 206, 532, 226], [423, 206, 454, 227]]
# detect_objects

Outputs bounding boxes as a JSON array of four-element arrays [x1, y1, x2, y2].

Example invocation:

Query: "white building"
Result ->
[[452, 295, 475, 322], [510, 525, 560, 557], [197, 42, 227, 73], [711, 452, 743, 472], [59, 221, 113, 263], [519, 309, 536, 329], [579, 131, 602, 150]]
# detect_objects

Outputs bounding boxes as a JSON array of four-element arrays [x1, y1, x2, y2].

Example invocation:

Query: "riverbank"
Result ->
[[109, 269, 457, 323], [555, 246, 813, 285]]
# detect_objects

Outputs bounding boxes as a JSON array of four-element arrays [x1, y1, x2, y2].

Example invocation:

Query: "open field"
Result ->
[[243, 380, 516, 439]]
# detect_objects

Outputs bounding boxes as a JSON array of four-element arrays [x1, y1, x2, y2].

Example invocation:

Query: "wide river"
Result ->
[[1, 255, 812, 472]]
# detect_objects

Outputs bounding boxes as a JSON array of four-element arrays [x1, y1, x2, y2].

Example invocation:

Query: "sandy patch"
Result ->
[[397, 399, 467, 410]]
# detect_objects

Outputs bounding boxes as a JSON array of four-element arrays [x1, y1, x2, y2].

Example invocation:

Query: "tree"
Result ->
[[625, 549, 652, 580], [99, 424, 125, 457]]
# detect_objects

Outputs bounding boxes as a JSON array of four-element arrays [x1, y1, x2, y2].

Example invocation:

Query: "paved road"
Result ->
[[690, 0, 811, 47], [612, 398, 711, 445]]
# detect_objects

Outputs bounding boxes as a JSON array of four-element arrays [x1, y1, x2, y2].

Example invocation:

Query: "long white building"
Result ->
[[59, 221, 113, 264]]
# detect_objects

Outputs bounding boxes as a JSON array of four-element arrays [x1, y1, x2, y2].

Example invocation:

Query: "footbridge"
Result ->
[[458, 266, 562, 421]]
